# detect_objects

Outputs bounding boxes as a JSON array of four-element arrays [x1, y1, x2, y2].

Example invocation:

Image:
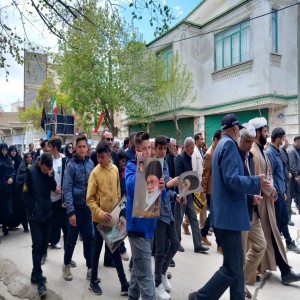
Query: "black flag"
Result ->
[[40, 105, 46, 130]]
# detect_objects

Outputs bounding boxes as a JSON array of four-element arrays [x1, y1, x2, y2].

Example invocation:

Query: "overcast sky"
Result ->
[[0, 0, 200, 111]]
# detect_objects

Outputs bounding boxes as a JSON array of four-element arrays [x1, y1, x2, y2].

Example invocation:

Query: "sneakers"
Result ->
[[167, 271, 172, 279], [120, 282, 129, 296], [155, 283, 170, 300], [169, 259, 175, 267], [201, 236, 212, 246], [62, 264, 73, 281], [282, 270, 300, 285], [86, 268, 91, 281], [286, 241, 300, 253], [121, 252, 129, 261], [31, 275, 47, 285], [178, 244, 185, 252], [70, 259, 77, 268], [52, 243, 61, 249], [41, 254, 47, 265], [89, 281, 102, 295], [161, 274, 171, 292], [38, 282, 47, 298]]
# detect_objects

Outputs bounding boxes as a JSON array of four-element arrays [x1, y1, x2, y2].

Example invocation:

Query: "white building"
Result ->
[[126, 0, 299, 143]]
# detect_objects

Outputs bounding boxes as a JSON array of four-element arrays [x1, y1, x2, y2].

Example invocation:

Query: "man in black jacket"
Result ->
[[23, 153, 59, 297], [174, 137, 208, 253]]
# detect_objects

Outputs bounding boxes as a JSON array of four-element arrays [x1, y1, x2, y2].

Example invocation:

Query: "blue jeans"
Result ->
[[64, 206, 92, 268], [128, 237, 155, 300], [91, 222, 127, 286], [194, 228, 244, 300], [274, 194, 292, 244]]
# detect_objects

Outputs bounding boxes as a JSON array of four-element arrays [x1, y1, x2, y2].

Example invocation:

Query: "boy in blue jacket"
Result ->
[[125, 131, 165, 300]]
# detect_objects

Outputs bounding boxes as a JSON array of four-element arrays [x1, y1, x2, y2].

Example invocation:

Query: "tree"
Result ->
[[159, 51, 197, 145], [57, 1, 164, 135], [0, 0, 175, 77], [19, 76, 71, 129]]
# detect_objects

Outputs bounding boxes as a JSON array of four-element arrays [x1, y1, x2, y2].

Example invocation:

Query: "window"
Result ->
[[214, 20, 251, 71], [271, 9, 278, 53], [160, 46, 173, 79]]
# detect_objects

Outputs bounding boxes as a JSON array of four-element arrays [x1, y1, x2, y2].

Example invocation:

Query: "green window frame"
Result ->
[[160, 46, 173, 79], [271, 9, 278, 53], [214, 20, 251, 71]]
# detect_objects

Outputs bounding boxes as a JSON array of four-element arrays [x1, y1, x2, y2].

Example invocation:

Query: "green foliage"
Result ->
[[1, 1, 174, 77], [57, 1, 164, 134]]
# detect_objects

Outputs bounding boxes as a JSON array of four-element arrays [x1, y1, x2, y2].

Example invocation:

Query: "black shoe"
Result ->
[[167, 272, 172, 279], [41, 254, 47, 265], [178, 244, 185, 252], [38, 282, 47, 298], [89, 281, 102, 295], [288, 220, 295, 226], [194, 244, 209, 253], [169, 259, 175, 267], [256, 275, 261, 282], [104, 260, 115, 268], [188, 292, 197, 300], [120, 282, 129, 296], [31, 275, 47, 285], [286, 241, 300, 253], [282, 270, 300, 285]]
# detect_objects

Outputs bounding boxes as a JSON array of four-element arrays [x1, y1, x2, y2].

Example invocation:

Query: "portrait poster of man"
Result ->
[[133, 157, 164, 218], [178, 171, 202, 198], [97, 196, 127, 253]]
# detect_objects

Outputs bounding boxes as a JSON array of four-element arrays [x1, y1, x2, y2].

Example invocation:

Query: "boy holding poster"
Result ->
[[154, 136, 180, 300], [125, 132, 166, 300], [86, 140, 129, 296]]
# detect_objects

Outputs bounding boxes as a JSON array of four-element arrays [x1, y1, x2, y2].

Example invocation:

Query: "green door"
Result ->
[[150, 118, 194, 144], [205, 109, 268, 145]]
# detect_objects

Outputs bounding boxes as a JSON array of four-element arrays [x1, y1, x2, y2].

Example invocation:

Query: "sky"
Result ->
[[0, 0, 201, 112]]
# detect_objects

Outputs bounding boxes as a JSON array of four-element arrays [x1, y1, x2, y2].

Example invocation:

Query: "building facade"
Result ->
[[125, 0, 299, 144]]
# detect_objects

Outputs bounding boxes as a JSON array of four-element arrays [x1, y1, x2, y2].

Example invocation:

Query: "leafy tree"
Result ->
[[159, 51, 197, 145], [1, 0, 175, 77], [57, 1, 164, 135]]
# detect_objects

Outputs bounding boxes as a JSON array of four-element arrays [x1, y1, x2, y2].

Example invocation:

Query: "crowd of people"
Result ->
[[1, 113, 300, 300]]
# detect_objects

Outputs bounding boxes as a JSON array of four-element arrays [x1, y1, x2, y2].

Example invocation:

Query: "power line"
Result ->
[[147, 1, 299, 50]]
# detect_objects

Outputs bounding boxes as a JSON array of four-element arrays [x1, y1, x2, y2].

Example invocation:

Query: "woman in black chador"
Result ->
[[16, 152, 33, 232], [0, 143, 15, 236]]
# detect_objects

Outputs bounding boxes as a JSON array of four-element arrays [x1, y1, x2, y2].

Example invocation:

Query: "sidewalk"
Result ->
[[1, 213, 300, 300]]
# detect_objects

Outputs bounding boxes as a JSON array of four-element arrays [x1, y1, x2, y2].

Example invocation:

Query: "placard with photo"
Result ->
[[97, 196, 127, 253], [178, 170, 202, 198], [132, 157, 164, 218]]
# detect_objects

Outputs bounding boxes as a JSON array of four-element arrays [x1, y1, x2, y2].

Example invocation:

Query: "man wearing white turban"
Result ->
[[249, 118, 300, 285]]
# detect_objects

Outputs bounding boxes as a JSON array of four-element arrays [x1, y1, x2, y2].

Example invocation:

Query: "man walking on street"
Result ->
[[23, 153, 59, 297], [62, 135, 94, 281], [189, 114, 269, 300]]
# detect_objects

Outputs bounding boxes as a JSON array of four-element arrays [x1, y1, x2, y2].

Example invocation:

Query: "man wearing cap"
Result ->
[[249, 118, 300, 285], [288, 135, 300, 215], [238, 123, 267, 291], [266, 128, 300, 254], [189, 114, 269, 300]]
